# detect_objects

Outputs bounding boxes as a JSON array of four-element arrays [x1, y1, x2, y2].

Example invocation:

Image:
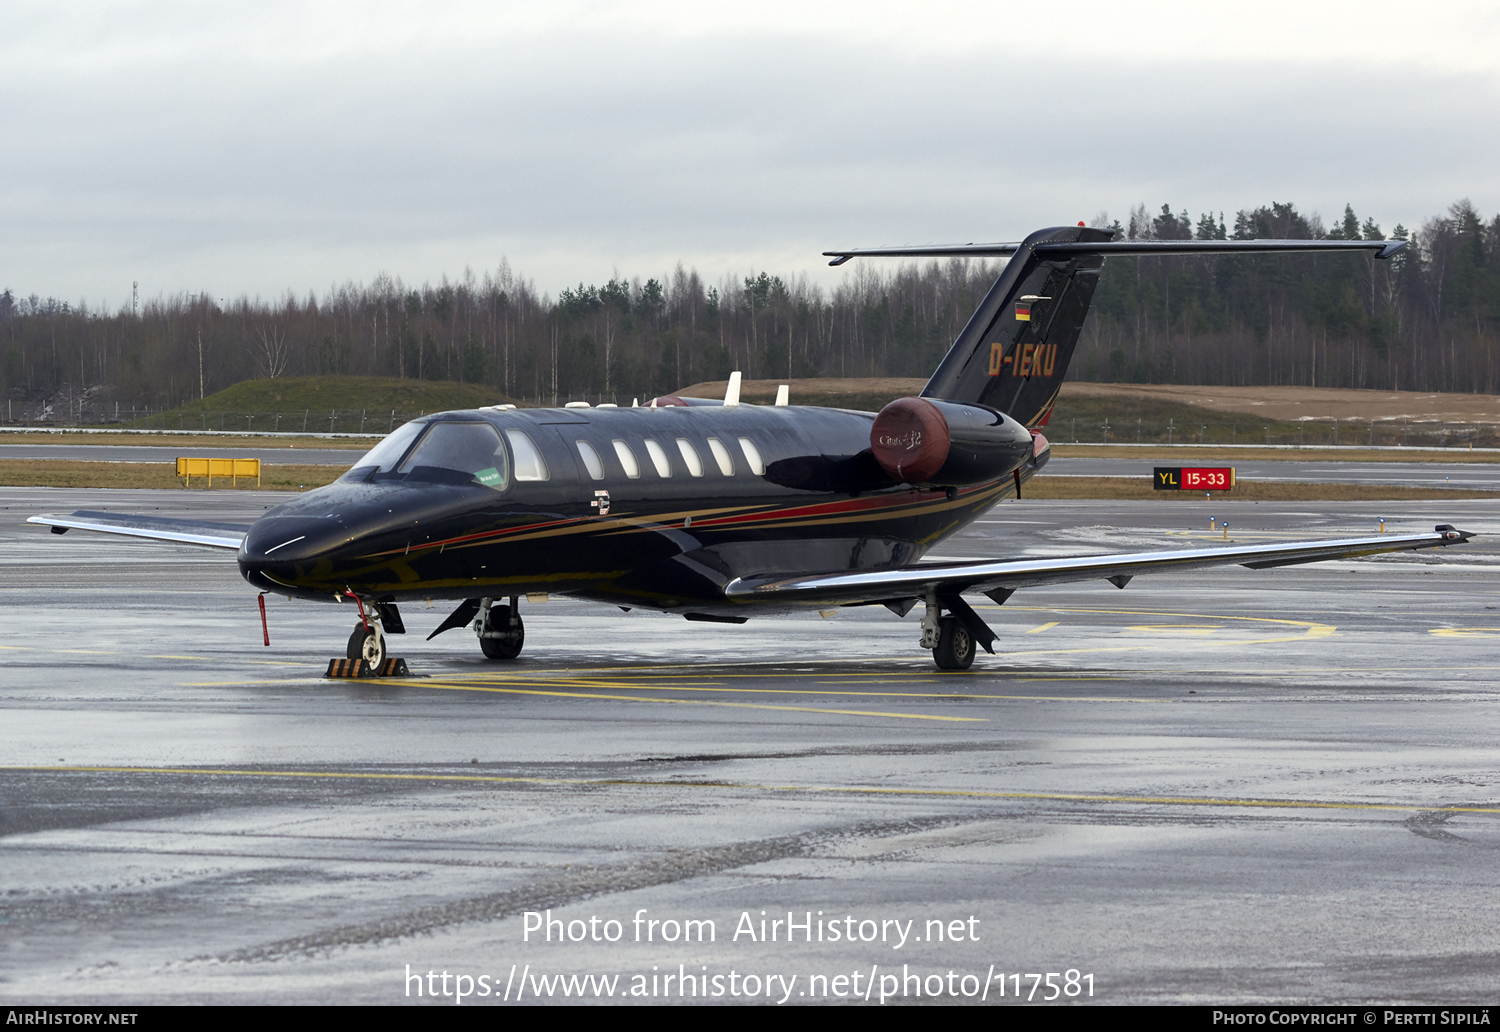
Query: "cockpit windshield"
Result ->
[[342, 420, 510, 489], [347, 420, 426, 475]]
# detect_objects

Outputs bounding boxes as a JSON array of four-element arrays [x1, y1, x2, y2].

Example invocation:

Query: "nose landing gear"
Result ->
[[347, 620, 387, 668], [337, 596, 406, 676]]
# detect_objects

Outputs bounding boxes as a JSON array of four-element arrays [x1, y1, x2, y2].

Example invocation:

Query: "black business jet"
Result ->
[[30, 225, 1474, 670]]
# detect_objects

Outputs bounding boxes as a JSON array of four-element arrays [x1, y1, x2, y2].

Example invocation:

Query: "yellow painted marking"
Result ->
[[1018, 676, 1122, 682], [436, 677, 1162, 704], [1166, 529, 1318, 541], [180, 679, 329, 686], [983, 605, 1337, 644], [0, 645, 33, 650], [1027, 622, 1060, 634], [416, 681, 985, 722], [1429, 628, 1500, 638], [150, 654, 210, 660], [53, 649, 111, 655], [8, 765, 1500, 816], [1126, 624, 1222, 635]]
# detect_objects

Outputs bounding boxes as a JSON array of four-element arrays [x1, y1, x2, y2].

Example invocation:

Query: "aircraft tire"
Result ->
[[479, 606, 524, 660], [933, 616, 975, 670], [347, 623, 386, 667]]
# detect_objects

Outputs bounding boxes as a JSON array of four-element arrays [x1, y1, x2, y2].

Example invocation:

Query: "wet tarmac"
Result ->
[[3, 487, 1499, 1005]]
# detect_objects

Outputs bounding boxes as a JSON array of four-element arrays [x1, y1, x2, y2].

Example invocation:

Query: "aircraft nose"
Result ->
[[239, 516, 349, 564]]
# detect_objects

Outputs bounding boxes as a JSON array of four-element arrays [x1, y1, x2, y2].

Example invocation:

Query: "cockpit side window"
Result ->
[[344, 420, 426, 479], [397, 421, 509, 489], [506, 429, 550, 481]]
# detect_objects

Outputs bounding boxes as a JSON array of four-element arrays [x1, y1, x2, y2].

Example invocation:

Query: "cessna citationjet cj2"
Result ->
[[30, 225, 1474, 669]]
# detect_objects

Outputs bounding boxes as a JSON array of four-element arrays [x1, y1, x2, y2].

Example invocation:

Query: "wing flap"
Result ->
[[28, 510, 249, 551], [724, 527, 1473, 605]]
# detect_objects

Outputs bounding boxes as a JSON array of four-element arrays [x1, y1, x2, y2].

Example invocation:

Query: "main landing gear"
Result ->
[[425, 595, 526, 660], [476, 596, 524, 660], [918, 591, 1000, 671]]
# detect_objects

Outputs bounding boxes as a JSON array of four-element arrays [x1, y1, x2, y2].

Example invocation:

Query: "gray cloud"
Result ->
[[2, 5, 1497, 305]]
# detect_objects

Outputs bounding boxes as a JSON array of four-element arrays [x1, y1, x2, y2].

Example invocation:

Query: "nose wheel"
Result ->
[[477, 597, 525, 660], [347, 621, 387, 667]]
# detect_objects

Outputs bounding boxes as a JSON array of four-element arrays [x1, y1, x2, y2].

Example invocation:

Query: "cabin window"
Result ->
[[643, 438, 672, 477], [396, 421, 508, 489], [706, 437, 734, 476], [350, 419, 426, 475], [612, 439, 640, 478], [676, 438, 704, 477], [738, 437, 765, 475], [505, 429, 550, 481], [576, 440, 604, 480]]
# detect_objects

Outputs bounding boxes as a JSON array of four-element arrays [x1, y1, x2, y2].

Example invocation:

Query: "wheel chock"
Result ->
[[324, 657, 412, 678], [325, 658, 370, 678]]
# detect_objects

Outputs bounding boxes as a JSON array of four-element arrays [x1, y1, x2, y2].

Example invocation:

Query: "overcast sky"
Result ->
[[3, 0, 1498, 308]]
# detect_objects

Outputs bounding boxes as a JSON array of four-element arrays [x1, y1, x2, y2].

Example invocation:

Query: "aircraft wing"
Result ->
[[27, 510, 249, 550], [723, 526, 1474, 606]]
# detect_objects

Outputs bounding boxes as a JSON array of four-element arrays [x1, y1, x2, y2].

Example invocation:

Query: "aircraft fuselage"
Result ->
[[237, 403, 1039, 616]]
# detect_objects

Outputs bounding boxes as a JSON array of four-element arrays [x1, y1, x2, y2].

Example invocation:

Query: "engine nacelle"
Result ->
[[869, 397, 1032, 487]]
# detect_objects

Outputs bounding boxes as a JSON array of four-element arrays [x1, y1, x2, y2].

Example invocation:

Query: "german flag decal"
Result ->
[[1015, 294, 1049, 323]]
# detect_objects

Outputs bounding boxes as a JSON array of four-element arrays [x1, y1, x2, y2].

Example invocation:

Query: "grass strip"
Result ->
[[0, 460, 343, 491], [0, 432, 373, 449], [1051, 445, 1500, 463]]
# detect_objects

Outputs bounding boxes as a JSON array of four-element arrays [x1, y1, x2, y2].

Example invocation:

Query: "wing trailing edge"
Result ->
[[28, 510, 249, 550], [723, 526, 1473, 606]]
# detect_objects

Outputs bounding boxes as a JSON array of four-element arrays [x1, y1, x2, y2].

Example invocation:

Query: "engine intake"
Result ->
[[870, 397, 1031, 487]]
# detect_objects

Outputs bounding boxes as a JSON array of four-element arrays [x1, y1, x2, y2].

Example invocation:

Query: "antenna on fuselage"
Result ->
[[724, 371, 742, 407], [774, 384, 789, 406]]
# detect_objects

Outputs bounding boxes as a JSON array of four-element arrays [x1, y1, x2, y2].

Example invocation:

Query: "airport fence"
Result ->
[[0, 408, 435, 435]]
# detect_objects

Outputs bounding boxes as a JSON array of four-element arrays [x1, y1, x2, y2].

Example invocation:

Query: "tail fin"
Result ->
[[822, 229, 1406, 429], [921, 225, 1111, 428]]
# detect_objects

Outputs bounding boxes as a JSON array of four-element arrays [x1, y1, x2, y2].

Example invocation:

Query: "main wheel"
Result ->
[[479, 604, 524, 660], [347, 622, 386, 667], [933, 616, 974, 670]]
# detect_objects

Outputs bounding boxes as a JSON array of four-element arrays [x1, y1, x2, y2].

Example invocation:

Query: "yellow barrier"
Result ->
[[176, 457, 261, 487]]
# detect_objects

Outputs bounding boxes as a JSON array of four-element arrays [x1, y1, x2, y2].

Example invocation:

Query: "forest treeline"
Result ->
[[2, 198, 1497, 421]]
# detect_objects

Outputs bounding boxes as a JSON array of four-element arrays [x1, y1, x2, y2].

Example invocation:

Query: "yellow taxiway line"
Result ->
[[7, 764, 1500, 816], [414, 681, 987, 722]]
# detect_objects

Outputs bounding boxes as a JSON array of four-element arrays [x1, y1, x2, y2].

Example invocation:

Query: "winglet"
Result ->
[[724, 371, 742, 407]]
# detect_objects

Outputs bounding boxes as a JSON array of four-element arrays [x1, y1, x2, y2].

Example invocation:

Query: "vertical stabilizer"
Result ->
[[921, 225, 1112, 428]]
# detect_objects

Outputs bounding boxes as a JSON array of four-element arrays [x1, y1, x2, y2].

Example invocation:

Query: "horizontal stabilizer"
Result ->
[[724, 527, 1473, 606], [824, 237, 1405, 265], [27, 510, 249, 550]]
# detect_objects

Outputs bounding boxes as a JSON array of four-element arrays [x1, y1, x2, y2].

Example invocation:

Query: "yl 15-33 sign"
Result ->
[[1154, 467, 1235, 490]]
